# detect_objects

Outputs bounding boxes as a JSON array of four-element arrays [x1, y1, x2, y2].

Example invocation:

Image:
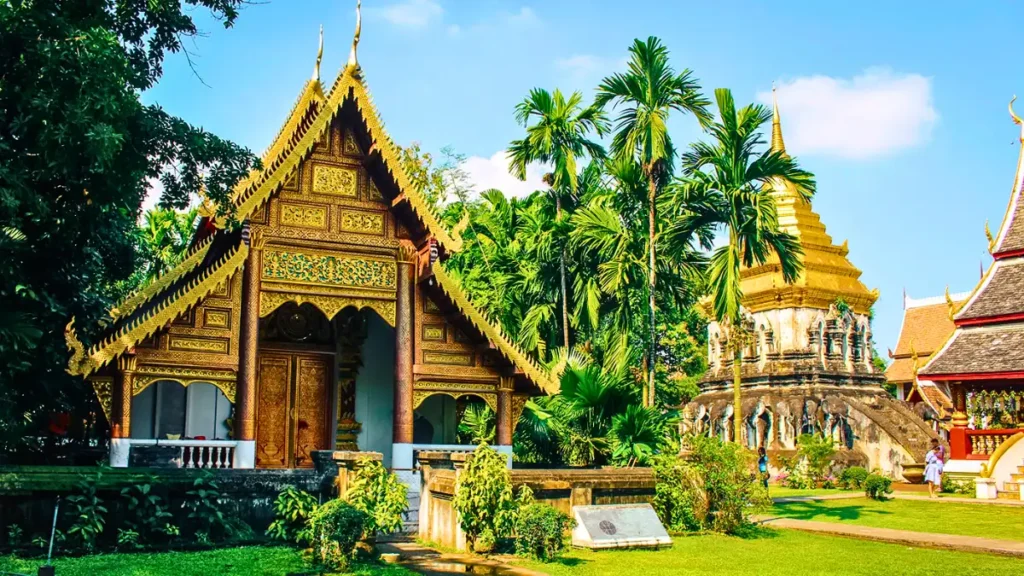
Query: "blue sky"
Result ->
[[145, 0, 1024, 355]]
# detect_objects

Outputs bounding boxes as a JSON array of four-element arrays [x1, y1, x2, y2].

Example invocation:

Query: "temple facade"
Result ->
[[918, 100, 1024, 500], [684, 91, 941, 479], [64, 17, 555, 471]]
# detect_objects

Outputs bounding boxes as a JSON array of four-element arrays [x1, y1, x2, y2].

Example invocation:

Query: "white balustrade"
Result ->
[[124, 439, 238, 469]]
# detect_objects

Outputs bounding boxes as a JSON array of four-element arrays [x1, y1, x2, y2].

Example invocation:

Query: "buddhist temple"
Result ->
[[918, 99, 1024, 500], [885, 290, 965, 430], [64, 8, 556, 472], [684, 89, 941, 479]]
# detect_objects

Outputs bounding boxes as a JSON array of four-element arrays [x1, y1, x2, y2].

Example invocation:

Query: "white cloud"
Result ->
[[503, 6, 540, 26], [378, 0, 442, 29], [554, 54, 627, 93], [757, 68, 938, 159], [463, 151, 547, 199]]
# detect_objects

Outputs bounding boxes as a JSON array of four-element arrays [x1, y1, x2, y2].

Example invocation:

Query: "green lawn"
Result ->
[[771, 497, 1024, 541], [768, 486, 851, 499], [513, 530, 1023, 575], [0, 546, 415, 576]]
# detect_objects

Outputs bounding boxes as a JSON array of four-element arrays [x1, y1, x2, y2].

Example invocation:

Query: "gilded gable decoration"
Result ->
[[311, 164, 358, 197], [261, 247, 396, 292], [339, 209, 385, 235], [280, 203, 329, 229], [131, 365, 238, 402], [258, 291, 395, 326]]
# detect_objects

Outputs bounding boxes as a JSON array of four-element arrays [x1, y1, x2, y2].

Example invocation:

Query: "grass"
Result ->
[[767, 486, 851, 499], [512, 529, 1024, 575], [771, 497, 1024, 541], [0, 546, 415, 576]]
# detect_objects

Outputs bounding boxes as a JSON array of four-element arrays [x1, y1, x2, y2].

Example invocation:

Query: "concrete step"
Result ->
[[996, 490, 1020, 501], [1005, 481, 1020, 492]]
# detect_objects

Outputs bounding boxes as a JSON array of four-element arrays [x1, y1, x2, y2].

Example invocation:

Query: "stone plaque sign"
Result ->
[[571, 504, 671, 549]]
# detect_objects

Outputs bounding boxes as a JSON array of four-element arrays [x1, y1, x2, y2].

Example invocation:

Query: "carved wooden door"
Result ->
[[255, 352, 331, 468]]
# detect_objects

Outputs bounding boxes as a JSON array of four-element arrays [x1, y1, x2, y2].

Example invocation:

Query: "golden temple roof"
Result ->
[[738, 92, 878, 315]]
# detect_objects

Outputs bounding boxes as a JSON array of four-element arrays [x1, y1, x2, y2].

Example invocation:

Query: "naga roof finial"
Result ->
[[347, 0, 362, 71], [313, 24, 324, 81], [1011, 96, 1024, 143], [985, 219, 995, 253], [944, 285, 956, 320]]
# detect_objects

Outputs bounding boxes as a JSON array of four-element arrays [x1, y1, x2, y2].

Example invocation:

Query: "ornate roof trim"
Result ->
[[229, 61, 464, 253], [992, 97, 1024, 256], [67, 239, 249, 378], [431, 262, 558, 394], [109, 234, 215, 319]]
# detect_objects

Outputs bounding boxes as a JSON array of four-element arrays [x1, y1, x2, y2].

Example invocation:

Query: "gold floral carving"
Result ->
[[431, 262, 557, 394], [131, 366, 237, 403], [339, 209, 384, 235], [261, 247, 396, 291], [168, 336, 229, 354], [344, 130, 360, 155], [259, 291, 396, 326], [203, 309, 230, 329], [422, 324, 445, 341], [511, 394, 528, 427], [423, 351, 474, 366], [91, 378, 113, 422], [280, 203, 328, 229], [413, 390, 497, 413], [311, 164, 357, 197], [367, 179, 383, 202]]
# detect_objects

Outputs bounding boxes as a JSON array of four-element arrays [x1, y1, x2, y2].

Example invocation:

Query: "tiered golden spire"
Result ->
[[347, 0, 362, 70], [738, 87, 878, 314]]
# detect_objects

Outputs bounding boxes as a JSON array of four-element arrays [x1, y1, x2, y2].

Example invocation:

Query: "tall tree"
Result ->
[[508, 88, 607, 352], [0, 1, 258, 456], [666, 88, 815, 443], [595, 37, 711, 407]]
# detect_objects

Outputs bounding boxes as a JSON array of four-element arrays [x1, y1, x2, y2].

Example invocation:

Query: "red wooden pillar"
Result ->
[[496, 377, 513, 446], [949, 382, 969, 459], [235, 229, 263, 445], [393, 245, 415, 445]]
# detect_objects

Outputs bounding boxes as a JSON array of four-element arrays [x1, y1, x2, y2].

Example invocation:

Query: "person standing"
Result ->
[[924, 438, 944, 498], [758, 447, 769, 490]]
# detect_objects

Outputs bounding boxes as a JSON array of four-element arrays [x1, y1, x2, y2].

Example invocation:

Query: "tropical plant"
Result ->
[[508, 88, 607, 351], [65, 469, 108, 551], [116, 528, 140, 550], [514, 503, 574, 561], [458, 403, 496, 445], [667, 88, 815, 442], [137, 207, 200, 280], [651, 454, 707, 532], [595, 36, 711, 407], [121, 480, 173, 542], [864, 473, 893, 501], [6, 524, 23, 548], [452, 444, 518, 550], [608, 404, 671, 467], [184, 472, 233, 542], [266, 486, 319, 545], [839, 466, 869, 490], [344, 457, 408, 537], [796, 433, 837, 485], [310, 500, 366, 572]]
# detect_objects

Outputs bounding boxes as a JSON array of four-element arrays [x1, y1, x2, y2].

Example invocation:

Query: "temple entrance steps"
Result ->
[[395, 469, 420, 534], [997, 462, 1024, 500]]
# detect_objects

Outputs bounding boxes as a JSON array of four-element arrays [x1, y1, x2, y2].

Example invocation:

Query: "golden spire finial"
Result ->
[[944, 285, 956, 320], [985, 219, 995, 253], [313, 24, 324, 80], [347, 0, 362, 70], [771, 82, 788, 156]]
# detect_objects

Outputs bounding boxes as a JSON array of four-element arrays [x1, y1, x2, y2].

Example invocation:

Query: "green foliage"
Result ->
[[310, 500, 366, 572], [399, 143, 471, 208], [796, 434, 837, 485], [266, 486, 319, 546], [457, 403, 496, 445], [864, 474, 893, 501], [65, 469, 108, 551], [941, 474, 973, 495], [6, 524, 23, 547], [452, 444, 518, 545], [184, 472, 236, 542], [120, 480, 172, 542], [0, 0, 259, 457], [116, 528, 140, 550], [839, 467, 869, 490], [609, 404, 671, 467], [344, 457, 409, 536], [651, 436, 769, 534], [514, 504, 574, 561]]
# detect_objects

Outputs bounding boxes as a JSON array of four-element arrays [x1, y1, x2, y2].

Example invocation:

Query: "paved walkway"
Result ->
[[754, 515, 1024, 557], [378, 540, 545, 576], [771, 492, 1024, 506]]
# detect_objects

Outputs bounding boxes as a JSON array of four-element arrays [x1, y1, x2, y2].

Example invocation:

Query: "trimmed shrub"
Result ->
[[839, 466, 869, 490], [864, 474, 893, 501], [266, 486, 319, 545], [452, 443, 517, 550], [344, 457, 408, 537], [514, 503, 574, 561], [941, 474, 973, 495], [310, 499, 366, 571]]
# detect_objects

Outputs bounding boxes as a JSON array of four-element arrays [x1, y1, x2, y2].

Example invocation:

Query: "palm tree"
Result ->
[[666, 88, 815, 443], [139, 206, 199, 280], [595, 37, 711, 407], [508, 88, 607, 352]]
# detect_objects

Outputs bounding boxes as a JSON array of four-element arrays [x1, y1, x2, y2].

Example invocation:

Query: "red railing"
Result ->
[[955, 428, 1024, 460]]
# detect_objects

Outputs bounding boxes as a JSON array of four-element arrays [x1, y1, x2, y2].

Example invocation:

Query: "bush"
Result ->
[[184, 471, 242, 542], [864, 474, 893, 500], [344, 457, 408, 537], [514, 503, 574, 561], [839, 466, 869, 490], [796, 433, 836, 486], [452, 444, 517, 549], [121, 480, 172, 542], [66, 468, 108, 551], [267, 486, 319, 546], [941, 474, 973, 495], [776, 456, 813, 490], [310, 499, 366, 571], [652, 436, 769, 534]]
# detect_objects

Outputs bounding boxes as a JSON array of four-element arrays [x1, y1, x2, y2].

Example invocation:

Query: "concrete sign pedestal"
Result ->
[[571, 504, 671, 549]]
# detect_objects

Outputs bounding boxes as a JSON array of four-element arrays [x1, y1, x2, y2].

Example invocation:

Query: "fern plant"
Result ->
[[457, 404, 496, 445]]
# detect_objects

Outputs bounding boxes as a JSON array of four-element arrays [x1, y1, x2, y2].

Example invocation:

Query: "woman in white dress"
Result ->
[[924, 438, 944, 498]]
